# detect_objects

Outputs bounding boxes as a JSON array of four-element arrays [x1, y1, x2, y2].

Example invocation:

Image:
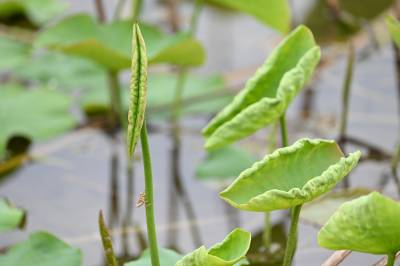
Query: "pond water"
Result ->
[[1, 0, 399, 265]]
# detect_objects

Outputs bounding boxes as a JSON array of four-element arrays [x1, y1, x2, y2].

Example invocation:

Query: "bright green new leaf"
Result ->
[[301, 188, 372, 226], [35, 14, 205, 70], [124, 248, 182, 266], [0, 231, 82, 266], [203, 26, 321, 150], [206, 0, 290, 33], [318, 192, 400, 255], [0, 37, 30, 71], [0, 0, 66, 25], [0, 84, 77, 158], [220, 139, 361, 212], [0, 198, 25, 232], [176, 228, 251, 266], [98, 211, 117, 266], [196, 145, 256, 181], [127, 24, 147, 157], [386, 16, 400, 49]]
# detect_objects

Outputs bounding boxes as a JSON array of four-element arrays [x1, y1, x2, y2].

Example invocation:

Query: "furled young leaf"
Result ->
[[176, 228, 251, 266], [220, 139, 361, 212], [0, 84, 77, 158], [206, 0, 290, 33], [35, 14, 205, 70], [300, 188, 372, 226], [196, 145, 257, 181], [124, 248, 182, 266], [98, 211, 117, 266], [0, 231, 82, 266], [203, 26, 321, 150], [0, 198, 25, 232], [386, 16, 400, 49], [127, 24, 147, 157], [318, 192, 400, 255], [0, 36, 30, 71], [0, 0, 66, 26]]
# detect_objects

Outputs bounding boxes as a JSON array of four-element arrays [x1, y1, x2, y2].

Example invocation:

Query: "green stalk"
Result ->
[[280, 114, 289, 147], [391, 142, 400, 196], [108, 71, 126, 130], [140, 120, 160, 266], [386, 252, 396, 266], [132, 0, 143, 22], [282, 204, 302, 266], [263, 212, 271, 250]]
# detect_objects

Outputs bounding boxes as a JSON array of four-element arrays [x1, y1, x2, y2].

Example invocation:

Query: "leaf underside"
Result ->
[[318, 192, 400, 255], [203, 25, 321, 150], [220, 139, 361, 212]]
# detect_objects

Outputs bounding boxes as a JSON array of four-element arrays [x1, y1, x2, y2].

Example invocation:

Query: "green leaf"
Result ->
[[318, 192, 400, 255], [0, 198, 25, 232], [220, 139, 361, 212], [202, 26, 320, 150], [127, 24, 147, 157], [0, 0, 66, 25], [124, 248, 182, 266], [0, 84, 77, 158], [206, 0, 291, 33], [386, 16, 400, 49], [0, 36, 30, 71], [300, 188, 372, 226], [196, 145, 257, 181], [35, 14, 205, 70], [0, 231, 82, 266], [98, 211, 117, 266], [176, 228, 251, 266]]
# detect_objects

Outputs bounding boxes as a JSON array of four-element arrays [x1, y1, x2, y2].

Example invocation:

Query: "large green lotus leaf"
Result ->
[[125, 248, 182, 266], [0, 0, 65, 25], [35, 14, 205, 70], [0, 231, 82, 266], [0, 85, 76, 158], [176, 228, 251, 266], [220, 139, 361, 212], [0, 36, 30, 71], [387, 16, 400, 49], [196, 145, 257, 181], [318, 192, 400, 255], [206, 0, 290, 33], [0, 198, 25, 232], [300, 188, 372, 226], [202, 26, 320, 150]]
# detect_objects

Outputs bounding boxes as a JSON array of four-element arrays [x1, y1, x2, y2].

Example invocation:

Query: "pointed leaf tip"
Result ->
[[98, 210, 117, 266], [127, 23, 148, 158]]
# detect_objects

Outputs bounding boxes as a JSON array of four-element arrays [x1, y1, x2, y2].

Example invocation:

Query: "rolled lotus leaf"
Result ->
[[176, 228, 251, 266], [318, 192, 400, 255], [220, 139, 361, 212], [203, 25, 321, 150]]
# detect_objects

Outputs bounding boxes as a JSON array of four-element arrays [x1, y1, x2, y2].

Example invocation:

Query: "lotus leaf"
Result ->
[[0, 36, 30, 71], [318, 192, 400, 255], [220, 139, 361, 212], [202, 26, 320, 150], [0, 198, 25, 232], [387, 16, 400, 49], [35, 14, 205, 70], [125, 248, 182, 266], [176, 228, 251, 266]]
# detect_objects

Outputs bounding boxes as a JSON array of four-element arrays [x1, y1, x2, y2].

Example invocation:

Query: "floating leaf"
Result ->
[[0, 0, 66, 26], [386, 16, 400, 49], [206, 0, 291, 33], [202, 26, 320, 150], [99, 211, 117, 266], [0, 198, 25, 232], [0, 36, 30, 71], [220, 139, 361, 212], [125, 248, 182, 266], [0, 231, 82, 266], [300, 188, 372, 226], [127, 24, 147, 157], [196, 145, 257, 181], [35, 14, 205, 70], [318, 192, 400, 255], [0, 84, 77, 158], [176, 228, 251, 266]]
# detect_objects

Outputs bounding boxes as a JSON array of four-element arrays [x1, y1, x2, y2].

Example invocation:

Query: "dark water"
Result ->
[[1, 0, 400, 265]]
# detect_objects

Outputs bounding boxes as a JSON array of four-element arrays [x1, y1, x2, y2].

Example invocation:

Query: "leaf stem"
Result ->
[[283, 204, 302, 266], [279, 114, 289, 147], [107, 71, 126, 130], [140, 120, 160, 266], [387, 252, 396, 266], [132, 0, 143, 22], [263, 212, 271, 250]]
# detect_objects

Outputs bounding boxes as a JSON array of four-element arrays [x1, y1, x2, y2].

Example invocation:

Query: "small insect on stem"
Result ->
[[136, 192, 146, 207]]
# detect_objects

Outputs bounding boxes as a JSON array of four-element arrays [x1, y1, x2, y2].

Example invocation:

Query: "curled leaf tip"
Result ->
[[127, 23, 148, 158]]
